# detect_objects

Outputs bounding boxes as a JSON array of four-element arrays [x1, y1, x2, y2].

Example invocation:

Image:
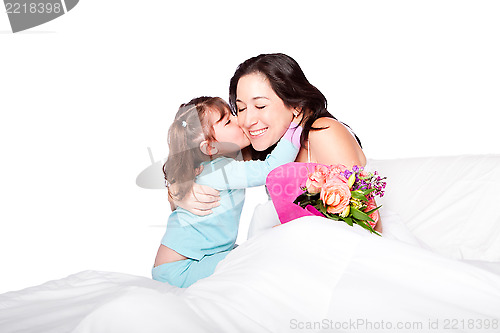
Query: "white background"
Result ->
[[1, 0, 499, 293]]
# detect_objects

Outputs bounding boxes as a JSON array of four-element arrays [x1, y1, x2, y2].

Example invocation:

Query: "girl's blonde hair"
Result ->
[[163, 96, 230, 200]]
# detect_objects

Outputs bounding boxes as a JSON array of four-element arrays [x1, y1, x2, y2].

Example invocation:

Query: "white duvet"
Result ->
[[1, 155, 500, 332], [1, 218, 499, 333]]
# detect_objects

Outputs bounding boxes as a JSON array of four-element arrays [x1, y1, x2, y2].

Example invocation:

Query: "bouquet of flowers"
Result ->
[[293, 164, 386, 235]]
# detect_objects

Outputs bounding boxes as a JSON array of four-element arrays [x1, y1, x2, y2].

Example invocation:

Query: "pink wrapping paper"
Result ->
[[266, 162, 324, 224]]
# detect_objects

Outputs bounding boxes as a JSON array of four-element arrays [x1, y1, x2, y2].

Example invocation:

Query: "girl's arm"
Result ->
[[170, 123, 301, 213], [197, 126, 301, 190]]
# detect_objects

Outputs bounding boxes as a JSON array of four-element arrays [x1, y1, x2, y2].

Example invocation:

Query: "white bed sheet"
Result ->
[[1, 218, 499, 333]]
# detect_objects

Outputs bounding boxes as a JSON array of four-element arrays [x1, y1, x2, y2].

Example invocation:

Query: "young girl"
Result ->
[[153, 96, 301, 288]]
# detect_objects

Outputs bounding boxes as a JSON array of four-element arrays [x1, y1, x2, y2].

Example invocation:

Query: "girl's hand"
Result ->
[[169, 183, 220, 216]]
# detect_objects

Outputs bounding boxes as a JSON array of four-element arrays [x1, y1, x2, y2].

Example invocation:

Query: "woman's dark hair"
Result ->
[[229, 53, 361, 159]]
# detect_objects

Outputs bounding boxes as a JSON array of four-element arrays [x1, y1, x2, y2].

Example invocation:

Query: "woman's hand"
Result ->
[[169, 183, 220, 216]]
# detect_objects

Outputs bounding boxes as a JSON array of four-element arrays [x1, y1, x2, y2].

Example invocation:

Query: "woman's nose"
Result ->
[[243, 107, 258, 129]]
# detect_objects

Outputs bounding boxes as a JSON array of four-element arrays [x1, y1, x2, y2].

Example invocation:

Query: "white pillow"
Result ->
[[369, 155, 500, 261]]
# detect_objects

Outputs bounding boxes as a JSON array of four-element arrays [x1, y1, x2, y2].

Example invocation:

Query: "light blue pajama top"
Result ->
[[161, 138, 298, 260]]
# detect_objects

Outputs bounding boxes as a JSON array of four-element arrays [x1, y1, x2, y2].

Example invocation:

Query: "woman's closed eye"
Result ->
[[238, 107, 247, 113], [256, 105, 266, 110]]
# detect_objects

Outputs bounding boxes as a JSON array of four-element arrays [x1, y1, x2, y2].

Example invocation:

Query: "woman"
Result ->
[[172, 53, 381, 235], [228, 53, 365, 168]]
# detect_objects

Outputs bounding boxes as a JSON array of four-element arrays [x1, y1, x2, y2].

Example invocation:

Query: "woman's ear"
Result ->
[[292, 107, 304, 124], [200, 140, 218, 156], [293, 107, 302, 118]]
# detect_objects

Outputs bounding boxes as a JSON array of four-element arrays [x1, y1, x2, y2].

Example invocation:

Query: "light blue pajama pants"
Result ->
[[152, 250, 231, 288]]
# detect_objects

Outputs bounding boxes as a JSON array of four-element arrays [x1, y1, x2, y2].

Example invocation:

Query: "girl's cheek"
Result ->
[[236, 114, 245, 129]]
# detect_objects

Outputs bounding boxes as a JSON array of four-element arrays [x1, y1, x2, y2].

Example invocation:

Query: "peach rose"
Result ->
[[306, 165, 329, 194], [365, 198, 380, 228], [326, 164, 348, 179], [320, 174, 351, 214]]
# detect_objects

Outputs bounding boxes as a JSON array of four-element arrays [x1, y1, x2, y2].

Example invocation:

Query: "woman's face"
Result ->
[[235, 73, 295, 151]]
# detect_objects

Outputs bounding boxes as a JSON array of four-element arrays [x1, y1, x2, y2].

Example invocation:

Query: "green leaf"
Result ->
[[329, 215, 342, 221], [350, 207, 373, 222], [344, 217, 354, 226], [351, 191, 368, 202], [354, 219, 381, 236], [361, 188, 376, 196], [317, 203, 328, 215]]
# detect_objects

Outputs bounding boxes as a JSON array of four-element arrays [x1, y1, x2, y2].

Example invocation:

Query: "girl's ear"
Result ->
[[200, 140, 218, 156]]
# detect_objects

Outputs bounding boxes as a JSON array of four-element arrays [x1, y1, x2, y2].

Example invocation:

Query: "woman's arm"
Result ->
[[168, 184, 220, 215], [305, 117, 366, 168]]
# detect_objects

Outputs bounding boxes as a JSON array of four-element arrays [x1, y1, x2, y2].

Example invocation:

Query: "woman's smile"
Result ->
[[249, 127, 268, 138]]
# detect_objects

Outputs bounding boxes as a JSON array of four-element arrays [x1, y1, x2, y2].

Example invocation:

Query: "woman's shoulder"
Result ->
[[311, 116, 339, 127], [309, 117, 352, 140], [307, 117, 366, 167]]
